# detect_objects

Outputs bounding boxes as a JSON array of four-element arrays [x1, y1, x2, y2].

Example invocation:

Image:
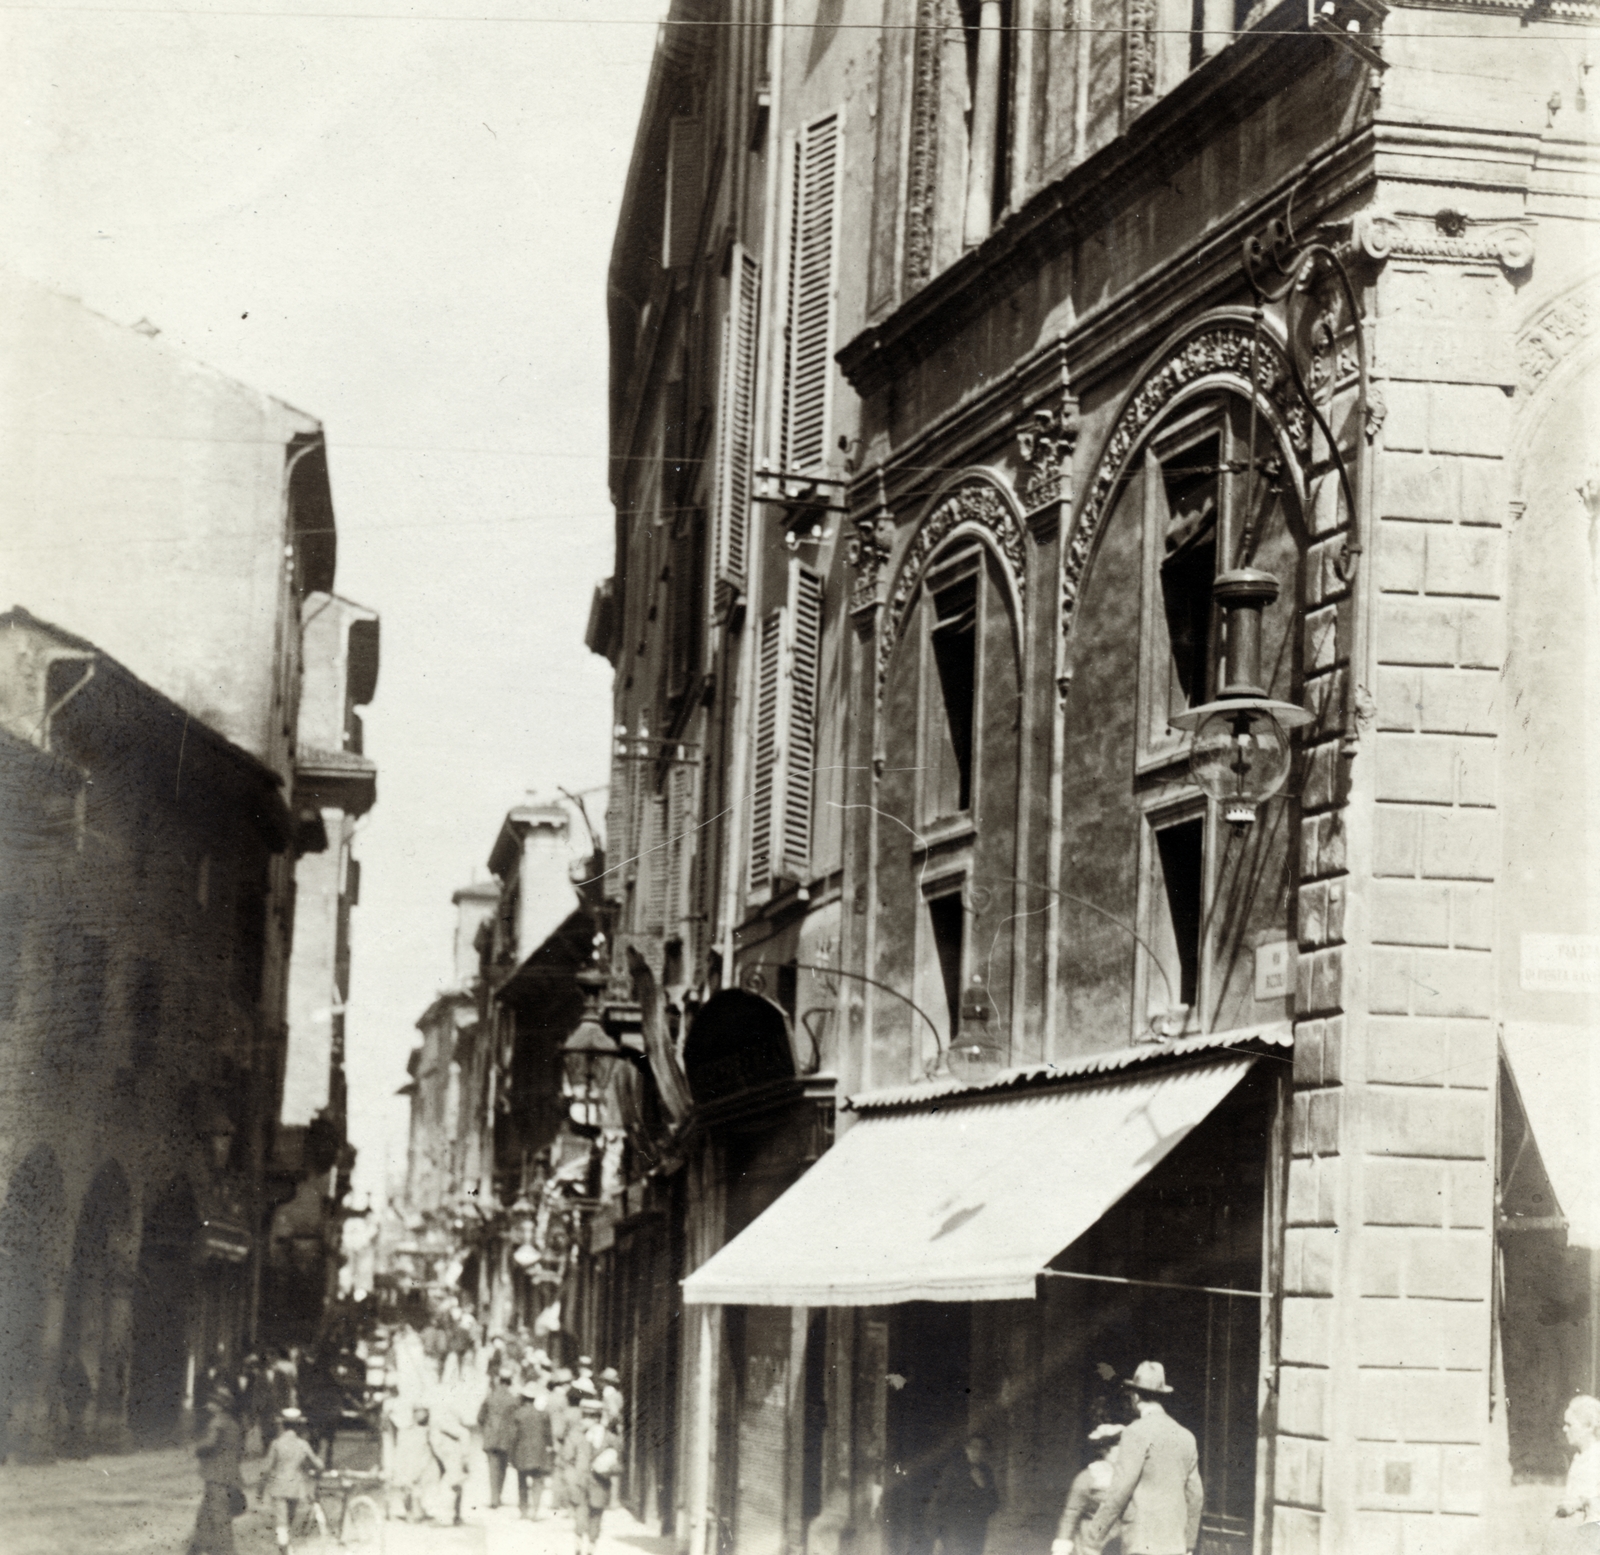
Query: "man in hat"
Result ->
[[567, 1394, 621, 1555], [479, 1370, 519, 1510], [257, 1407, 327, 1550], [574, 1356, 597, 1397], [511, 1379, 555, 1519], [1082, 1363, 1202, 1555], [599, 1366, 625, 1430], [187, 1384, 244, 1555], [547, 1368, 576, 1513]]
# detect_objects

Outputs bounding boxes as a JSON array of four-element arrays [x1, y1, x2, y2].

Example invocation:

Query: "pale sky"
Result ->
[[1, 0, 663, 1200]]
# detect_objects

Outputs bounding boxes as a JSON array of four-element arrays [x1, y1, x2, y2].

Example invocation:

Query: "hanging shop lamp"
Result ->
[[1170, 567, 1311, 831]]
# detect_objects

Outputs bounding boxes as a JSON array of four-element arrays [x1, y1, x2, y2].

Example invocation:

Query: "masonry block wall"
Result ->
[[1273, 240, 1514, 1553]]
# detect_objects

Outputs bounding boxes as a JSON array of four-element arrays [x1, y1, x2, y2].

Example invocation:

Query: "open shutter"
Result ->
[[748, 612, 782, 897], [643, 792, 668, 935], [714, 248, 760, 609], [665, 760, 695, 936], [785, 113, 840, 473], [780, 566, 823, 884], [664, 115, 704, 270]]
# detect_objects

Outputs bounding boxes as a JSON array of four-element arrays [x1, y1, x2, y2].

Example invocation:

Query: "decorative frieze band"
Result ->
[[1351, 209, 1535, 273], [1518, 284, 1599, 394]]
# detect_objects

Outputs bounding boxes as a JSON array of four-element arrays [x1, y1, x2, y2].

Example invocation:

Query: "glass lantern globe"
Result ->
[[1188, 701, 1295, 828]]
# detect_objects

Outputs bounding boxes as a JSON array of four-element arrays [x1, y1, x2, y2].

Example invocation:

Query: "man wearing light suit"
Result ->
[[1082, 1362, 1204, 1555]]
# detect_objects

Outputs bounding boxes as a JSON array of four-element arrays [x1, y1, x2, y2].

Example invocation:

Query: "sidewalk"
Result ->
[[0, 1445, 674, 1555]]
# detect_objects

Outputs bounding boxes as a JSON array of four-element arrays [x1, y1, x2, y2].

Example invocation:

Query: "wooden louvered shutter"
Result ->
[[606, 742, 630, 887], [715, 248, 760, 609], [748, 612, 782, 897], [664, 115, 704, 270], [668, 513, 702, 702], [780, 566, 823, 884], [644, 792, 668, 934], [784, 113, 840, 473], [665, 760, 695, 935]]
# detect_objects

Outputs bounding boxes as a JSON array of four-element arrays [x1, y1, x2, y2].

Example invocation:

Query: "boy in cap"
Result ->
[[256, 1407, 327, 1551], [1083, 1363, 1202, 1555], [569, 1395, 621, 1555]]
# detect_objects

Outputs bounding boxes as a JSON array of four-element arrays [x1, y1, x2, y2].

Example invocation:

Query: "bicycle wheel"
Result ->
[[342, 1493, 383, 1546]]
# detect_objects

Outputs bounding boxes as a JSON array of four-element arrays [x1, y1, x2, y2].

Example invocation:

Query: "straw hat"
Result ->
[[1124, 1361, 1174, 1395]]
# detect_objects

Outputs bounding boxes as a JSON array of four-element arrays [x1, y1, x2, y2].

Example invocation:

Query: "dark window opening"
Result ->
[[1161, 439, 1220, 712], [1156, 819, 1205, 1009], [775, 961, 798, 1021], [931, 574, 977, 812], [928, 892, 965, 1041]]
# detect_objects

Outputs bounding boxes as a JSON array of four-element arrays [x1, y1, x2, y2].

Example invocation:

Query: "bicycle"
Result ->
[[313, 1467, 387, 1546]]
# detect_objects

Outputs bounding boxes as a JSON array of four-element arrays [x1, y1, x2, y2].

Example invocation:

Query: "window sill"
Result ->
[[910, 814, 976, 860]]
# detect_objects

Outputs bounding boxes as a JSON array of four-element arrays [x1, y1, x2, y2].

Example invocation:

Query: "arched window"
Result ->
[[878, 532, 1022, 1077]]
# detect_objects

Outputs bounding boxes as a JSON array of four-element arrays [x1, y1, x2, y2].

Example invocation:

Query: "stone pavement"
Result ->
[[0, 1444, 673, 1555]]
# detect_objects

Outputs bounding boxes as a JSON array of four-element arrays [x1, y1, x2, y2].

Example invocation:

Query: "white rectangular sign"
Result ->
[[1255, 941, 1296, 1001], [1521, 934, 1600, 994]]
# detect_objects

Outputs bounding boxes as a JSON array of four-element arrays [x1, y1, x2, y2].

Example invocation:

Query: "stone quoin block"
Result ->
[[1409, 948, 1494, 1019], [1366, 1019, 1452, 1087], [1293, 1090, 1343, 1157], [1285, 1227, 1339, 1295], [1424, 526, 1505, 598], [1417, 668, 1498, 736], [1378, 667, 1422, 733], [1301, 741, 1342, 812], [1371, 879, 1451, 947], [1319, 810, 1347, 875], [1304, 603, 1347, 673], [1363, 1158, 1448, 1225], [1374, 806, 1421, 877], [1406, 1231, 1491, 1301], [1308, 535, 1352, 606], [1273, 1503, 1327, 1555], [1456, 601, 1506, 669], [1293, 1021, 1327, 1087], [1429, 384, 1511, 457], [1449, 884, 1493, 951], [1382, 380, 1429, 451], [1288, 1152, 1340, 1225], [1278, 1364, 1331, 1440], [1277, 1437, 1328, 1510], [1351, 1511, 1405, 1555], [1308, 469, 1344, 538], [1301, 815, 1324, 880], [1447, 1160, 1493, 1228], [1366, 1088, 1487, 1158], [1281, 1295, 1335, 1366], [1381, 454, 1458, 522], [1296, 946, 1345, 1017], [1361, 1233, 1405, 1297], [1375, 736, 1456, 805], [1370, 947, 1418, 1015], [1439, 1446, 1486, 1514], [1378, 599, 1460, 667], [1356, 1367, 1485, 1443], [1458, 458, 1510, 526], [1396, 1511, 1483, 1555], [1300, 882, 1330, 949], [1379, 520, 1428, 593], [1356, 1295, 1485, 1369], [1419, 810, 1497, 880]]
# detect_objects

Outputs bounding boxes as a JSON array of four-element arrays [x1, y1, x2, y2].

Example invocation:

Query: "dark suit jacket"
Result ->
[[1083, 1409, 1203, 1555], [479, 1386, 518, 1453], [510, 1401, 553, 1472]]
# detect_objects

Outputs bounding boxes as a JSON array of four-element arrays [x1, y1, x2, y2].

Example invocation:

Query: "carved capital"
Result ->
[[1353, 209, 1535, 274], [1015, 398, 1078, 512]]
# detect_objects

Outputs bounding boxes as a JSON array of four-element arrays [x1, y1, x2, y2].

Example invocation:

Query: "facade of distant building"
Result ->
[[0, 610, 291, 1456], [0, 277, 375, 1450], [565, 4, 1600, 1555]]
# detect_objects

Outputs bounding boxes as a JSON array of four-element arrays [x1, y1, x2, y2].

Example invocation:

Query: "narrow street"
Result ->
[[0, 1446, 673, 1555]]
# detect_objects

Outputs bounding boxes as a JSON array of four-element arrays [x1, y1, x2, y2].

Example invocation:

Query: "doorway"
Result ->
[[885, 1301, 972, 1555], [128, 1180, 197, 1440]]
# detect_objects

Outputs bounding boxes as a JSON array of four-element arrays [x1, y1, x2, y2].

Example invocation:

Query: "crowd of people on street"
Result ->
[[182, 1303, 629, 1555]]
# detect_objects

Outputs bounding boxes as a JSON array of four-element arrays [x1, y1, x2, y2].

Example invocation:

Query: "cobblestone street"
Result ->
[[0, 1446, 673, 1555]]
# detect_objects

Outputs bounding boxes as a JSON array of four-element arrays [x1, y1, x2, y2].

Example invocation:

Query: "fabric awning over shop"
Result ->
[[1503, 1023, 1600, 1248], [680, 1055, 1257, 1306]]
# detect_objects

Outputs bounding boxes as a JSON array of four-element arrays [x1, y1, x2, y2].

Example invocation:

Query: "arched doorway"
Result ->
[[127, 1179, 197, 1441], [0, 1146, 65, 1459], [59, 1162, 132, 1454]]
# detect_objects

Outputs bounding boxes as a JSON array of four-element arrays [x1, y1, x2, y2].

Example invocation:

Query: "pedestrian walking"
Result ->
[[479, 1370, 518, 1510], [512, 1380, 555, 1519], [430, 1400, 470, 1526], [568, 1394, 620, 1555], [925, 1433, 999, 1555], [257, 1407, 327, 1552], [1550, 1394, 1600, 1552], [1052, 1423, 1125, 1555], [391, 1403, 442, 1523], [1082, 1363, 1203, 1555], [547, 1367, 576, 1512], [187, 1385, 244, 1555], [599, 1366, 624, 1429]]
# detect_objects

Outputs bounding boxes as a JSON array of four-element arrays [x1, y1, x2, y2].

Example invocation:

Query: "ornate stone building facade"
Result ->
[[588, 2, 1598, 1552]]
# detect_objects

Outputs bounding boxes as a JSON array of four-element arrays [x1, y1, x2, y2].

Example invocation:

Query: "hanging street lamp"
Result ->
[[1170, 567, 1311, 831], [561, 965, 628, 1134]]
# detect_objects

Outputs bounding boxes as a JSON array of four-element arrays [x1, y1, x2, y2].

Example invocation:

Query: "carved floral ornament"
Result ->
[[1062, 322, 1312, 645], [1015, 399, 1078, 510], [871, 477, 1028, 706]]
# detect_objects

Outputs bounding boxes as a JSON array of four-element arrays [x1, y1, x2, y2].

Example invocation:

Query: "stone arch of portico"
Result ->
[[1063, 309, 1314, 647]]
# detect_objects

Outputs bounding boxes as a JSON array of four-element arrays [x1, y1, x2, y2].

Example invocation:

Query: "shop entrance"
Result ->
[[885, 1301, 973, 1555], [128, 1180, 197, 1440]]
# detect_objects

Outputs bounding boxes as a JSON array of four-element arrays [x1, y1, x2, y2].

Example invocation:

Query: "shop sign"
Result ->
[[197, 1218, 252, 1263], [1255, 941, 1295, 1001], [1521, 934, 1600, 993]]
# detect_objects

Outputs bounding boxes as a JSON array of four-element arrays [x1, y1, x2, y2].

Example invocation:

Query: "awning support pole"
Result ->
[[1041, 1269, 1271, 1301]]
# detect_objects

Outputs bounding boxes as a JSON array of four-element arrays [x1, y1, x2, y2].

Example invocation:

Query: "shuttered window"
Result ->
[[664, 115, 704, 270], [715, 248, 760, 599], [782, 565, 823, 883], [643, 792, 668, 935], [784, 113, 840, 474], [747, 564, 823, 898], [664, 761, 696, 935], [668, 512, 703, 702], [748, 611, 782, 896]]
